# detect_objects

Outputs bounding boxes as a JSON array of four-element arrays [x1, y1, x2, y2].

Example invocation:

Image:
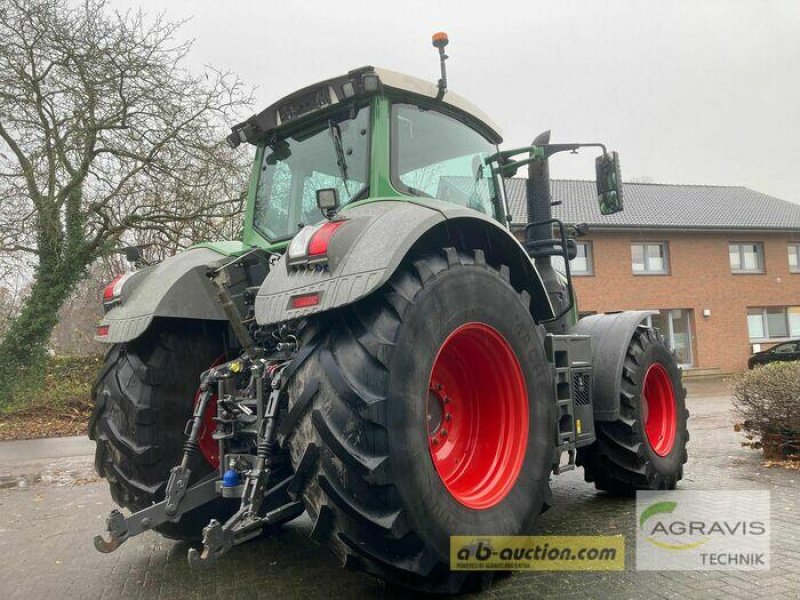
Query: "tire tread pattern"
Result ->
[[284, 249, 527, 594], [89, 324, 232, 540]]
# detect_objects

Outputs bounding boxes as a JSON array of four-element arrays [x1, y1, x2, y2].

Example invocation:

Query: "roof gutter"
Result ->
[[510, 223, 800, 234]]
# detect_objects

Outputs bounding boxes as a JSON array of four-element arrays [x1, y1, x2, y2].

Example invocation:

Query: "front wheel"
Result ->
[[578, 326, 689, 493], [284, 249, 556, 594]]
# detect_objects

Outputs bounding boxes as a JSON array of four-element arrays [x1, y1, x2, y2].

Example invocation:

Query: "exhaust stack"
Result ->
[[525, 130, 570, 332]]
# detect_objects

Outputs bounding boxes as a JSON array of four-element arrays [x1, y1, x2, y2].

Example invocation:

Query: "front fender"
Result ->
[[254, 199, 553, 325], [571, 311, 658, 421], [96, 248, 231, 343]]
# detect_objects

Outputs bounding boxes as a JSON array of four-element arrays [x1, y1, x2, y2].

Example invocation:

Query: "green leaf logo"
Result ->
[[639, 500, 709, 551], [639, 501, 677, 529]]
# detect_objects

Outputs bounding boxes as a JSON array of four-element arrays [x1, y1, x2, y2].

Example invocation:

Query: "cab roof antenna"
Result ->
[[432, 32, 449, 101]]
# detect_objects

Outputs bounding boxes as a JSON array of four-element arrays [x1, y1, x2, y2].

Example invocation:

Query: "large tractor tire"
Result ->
[[283, 249, 555, 594], [577, 325, 689, 494], [89, 322, 235, 541]]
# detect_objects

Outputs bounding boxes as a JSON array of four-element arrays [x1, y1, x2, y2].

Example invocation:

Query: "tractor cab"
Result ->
[[228, 63, 509, 249]]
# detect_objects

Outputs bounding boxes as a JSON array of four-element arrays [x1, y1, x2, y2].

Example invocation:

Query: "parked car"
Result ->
[[747, 340, 800, 369]]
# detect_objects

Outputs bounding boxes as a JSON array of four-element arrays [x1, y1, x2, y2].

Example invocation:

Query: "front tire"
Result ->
[[284, 249, 555, 593], [578, 325, 689, 493]]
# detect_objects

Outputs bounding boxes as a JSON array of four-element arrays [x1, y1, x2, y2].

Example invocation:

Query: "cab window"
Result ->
[[253, 105, 370, 241], [391, 103, 499, 218]]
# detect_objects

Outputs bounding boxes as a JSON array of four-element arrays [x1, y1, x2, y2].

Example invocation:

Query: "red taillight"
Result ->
[[103, 272, 133, 305], [290, 293, 321, 309], [96, 324, 110, 337], [307, 221, 344, 257], [103, 274, 124, 301]]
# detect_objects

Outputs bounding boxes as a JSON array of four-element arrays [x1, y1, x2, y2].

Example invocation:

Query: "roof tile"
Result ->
[[504, 179, 800, 230]]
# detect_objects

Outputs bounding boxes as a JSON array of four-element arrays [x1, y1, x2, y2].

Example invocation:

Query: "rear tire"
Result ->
[[577, 325, 689, 494], [89, 322, 236, 540], [284, 249, 555, 594]]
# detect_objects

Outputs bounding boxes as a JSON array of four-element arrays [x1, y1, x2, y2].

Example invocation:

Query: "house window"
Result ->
[[788, 244, 800, 273], [729, 242, 764, 273], [631, 242, 668, 274], [642, 309, 694, 367], [747, 306, 800, 340], [572, 241, 593, 275], [552, 241, 593, 275]]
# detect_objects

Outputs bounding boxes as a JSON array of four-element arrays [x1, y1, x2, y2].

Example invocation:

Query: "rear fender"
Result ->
[[254, 199, 554, 325], [96, 247, 266, 344], [571, 311, 658, 421]]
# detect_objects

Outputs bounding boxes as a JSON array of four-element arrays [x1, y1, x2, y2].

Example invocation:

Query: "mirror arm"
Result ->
[[488, 142, 609, 175], [486, 145, 544, 164], [540, 142, 607, 158], [487, 142, 608, 164], [492, 155, 539, 176]]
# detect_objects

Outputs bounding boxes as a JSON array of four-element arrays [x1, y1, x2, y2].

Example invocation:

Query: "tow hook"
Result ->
[[93, 475, 219, 553]]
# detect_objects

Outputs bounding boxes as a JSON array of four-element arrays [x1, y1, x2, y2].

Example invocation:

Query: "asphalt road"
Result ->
[[0, 378, 797, 599]]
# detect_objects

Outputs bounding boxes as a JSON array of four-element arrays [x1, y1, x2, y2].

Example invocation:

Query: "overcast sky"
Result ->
[[109, 0, 800, 204]]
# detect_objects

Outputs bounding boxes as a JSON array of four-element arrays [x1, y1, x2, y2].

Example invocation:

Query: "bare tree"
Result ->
[[0, 0, 252, 404]]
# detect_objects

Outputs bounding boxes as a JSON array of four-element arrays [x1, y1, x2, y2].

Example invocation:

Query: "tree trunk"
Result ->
[[0, 261, 84, 407]]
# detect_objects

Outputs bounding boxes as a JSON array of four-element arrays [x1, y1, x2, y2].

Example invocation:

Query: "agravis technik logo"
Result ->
[[636, 491, 770, 570]]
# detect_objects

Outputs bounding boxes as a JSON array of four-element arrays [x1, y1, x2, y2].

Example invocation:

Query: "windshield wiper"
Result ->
[[328, 120, 351, 196], [265, 139, 291, 164]]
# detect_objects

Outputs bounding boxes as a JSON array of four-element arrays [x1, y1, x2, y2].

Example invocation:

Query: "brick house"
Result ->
[[504, 180, 800, 374]]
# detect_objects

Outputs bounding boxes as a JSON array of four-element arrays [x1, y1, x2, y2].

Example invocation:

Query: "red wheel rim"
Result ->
[[641, 363, 677, 456], [427, 323, 528, 510], [194, 355, 226, 469]]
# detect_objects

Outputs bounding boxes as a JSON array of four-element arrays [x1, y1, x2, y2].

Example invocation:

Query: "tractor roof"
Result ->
[[227, 66, 502, 148], [374, 67, 502, 141]]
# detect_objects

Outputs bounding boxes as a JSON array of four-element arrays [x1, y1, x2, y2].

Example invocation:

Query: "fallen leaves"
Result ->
[[0, 406, 91, 441], [763, 458, 800, 471], [0, 355, 97, 440]]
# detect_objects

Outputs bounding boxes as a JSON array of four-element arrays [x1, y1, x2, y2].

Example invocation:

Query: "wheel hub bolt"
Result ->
[[441, 429, 448, 437]]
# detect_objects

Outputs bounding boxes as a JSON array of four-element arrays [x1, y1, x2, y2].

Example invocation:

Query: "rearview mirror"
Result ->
[[595, 151, 623, 215]]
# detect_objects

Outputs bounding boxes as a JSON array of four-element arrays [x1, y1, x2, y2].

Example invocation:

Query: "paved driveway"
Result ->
[[0, 379, 797, 599]]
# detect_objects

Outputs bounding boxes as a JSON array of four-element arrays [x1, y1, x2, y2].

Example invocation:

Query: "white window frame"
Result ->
[[788, 243, 800, 273], [551, 241, 594, 276], [747, 306, 800, 341], [631, 242, 669, 275], [729, 242, 765, 274], [572, 241, 594, 276], [642, 309, 694, 368]]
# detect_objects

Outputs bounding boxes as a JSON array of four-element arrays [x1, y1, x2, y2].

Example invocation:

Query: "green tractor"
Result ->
[[90, 34, 688, 594]]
